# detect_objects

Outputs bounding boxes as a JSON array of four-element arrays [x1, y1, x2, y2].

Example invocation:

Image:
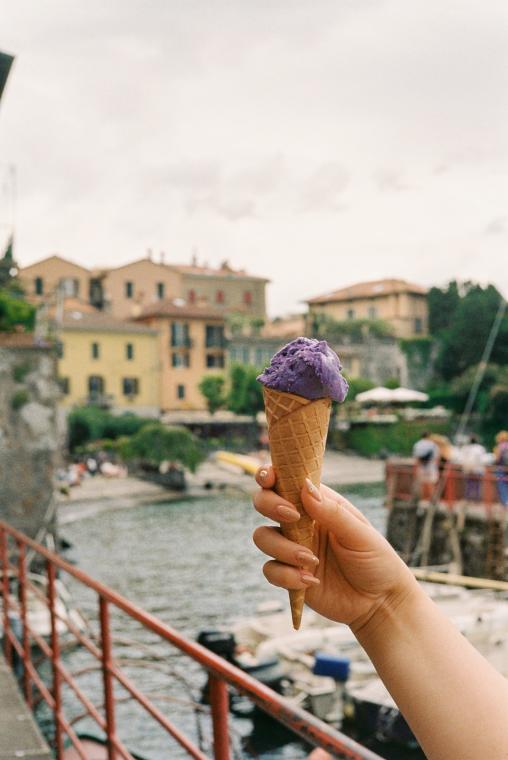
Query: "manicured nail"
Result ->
[[277, 505, 300, 521], [296, 550, 319, 567], [305, 478, 321, 501], [300, 571, 320, 586], [259, 469, 268, 480]]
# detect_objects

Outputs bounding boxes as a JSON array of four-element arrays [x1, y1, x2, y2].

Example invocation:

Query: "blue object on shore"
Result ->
[[313, 652, 350, 682]]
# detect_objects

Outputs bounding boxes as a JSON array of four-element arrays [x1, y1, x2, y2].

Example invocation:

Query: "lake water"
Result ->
[[58, 483, 416, 760]]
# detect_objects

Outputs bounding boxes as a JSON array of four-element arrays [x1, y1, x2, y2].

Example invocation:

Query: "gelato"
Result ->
[[257, 337, 348, 402]]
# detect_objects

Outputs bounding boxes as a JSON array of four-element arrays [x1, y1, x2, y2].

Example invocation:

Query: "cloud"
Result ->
[[484, 216, 508, 236], [299, 162, 350, 212], [372, 168, 410, 193]]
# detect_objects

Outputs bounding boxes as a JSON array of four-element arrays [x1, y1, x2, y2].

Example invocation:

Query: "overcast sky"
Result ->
[[1, 0, 507, 316]]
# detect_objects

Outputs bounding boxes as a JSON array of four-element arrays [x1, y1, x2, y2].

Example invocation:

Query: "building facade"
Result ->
[[306, 278, 428, 338], [58, 310, 160, 416], [136, 301, 227, 411], [20, 255, 92, 304]]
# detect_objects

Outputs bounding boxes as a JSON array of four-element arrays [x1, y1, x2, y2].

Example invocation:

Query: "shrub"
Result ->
[[329, 420, 451, 457], [11, 389, 30, 410], [121, 423, 205, 472]]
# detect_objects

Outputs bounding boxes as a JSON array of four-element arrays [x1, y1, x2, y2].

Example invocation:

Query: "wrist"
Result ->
[[351, 572, 422, 645]]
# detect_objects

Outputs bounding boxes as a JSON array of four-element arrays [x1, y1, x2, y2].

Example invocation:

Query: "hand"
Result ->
[[252, 466, 417, 632]]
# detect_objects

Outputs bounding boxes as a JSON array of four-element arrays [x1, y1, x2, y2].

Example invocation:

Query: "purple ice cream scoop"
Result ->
[[257, 337, 349, 402]]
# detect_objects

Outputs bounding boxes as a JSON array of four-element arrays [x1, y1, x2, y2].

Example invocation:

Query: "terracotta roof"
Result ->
[[61, 310, 157, 334], [0, 332, 51, 349], [307, 278, 428, 304], [136, 299, 225, 321], [173, 262, 269, 282]]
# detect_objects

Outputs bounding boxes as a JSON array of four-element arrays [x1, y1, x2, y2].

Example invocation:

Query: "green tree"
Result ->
[[0, 290, 35, 332], [435, 284, 508, 380], [345, 376, 375, 400], [120, 423, 204, 472], [227, 363, 264, 416], [427, 281, 461, 336], [199, 374, 226, 414]]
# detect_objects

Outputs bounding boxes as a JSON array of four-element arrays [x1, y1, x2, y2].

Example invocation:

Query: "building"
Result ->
[[19, 255, 92, 305], [58, 309, 160, 416], [19, 253, 268, 320], [228, 313, 306, 369], [174, 258, 268, 318], [135, 300, 226, 411], [306, 278, 428, 338]]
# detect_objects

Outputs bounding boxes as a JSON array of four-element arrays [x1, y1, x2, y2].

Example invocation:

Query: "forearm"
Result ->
[[354, 582, 508, 760]]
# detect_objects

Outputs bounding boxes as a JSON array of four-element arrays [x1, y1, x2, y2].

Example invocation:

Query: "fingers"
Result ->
[[253, 525, 319, 570], [253, 487, 300, 523], [302, 478, 379, 551], [263, 560, 320, 590], [255, 465, 276, 489]]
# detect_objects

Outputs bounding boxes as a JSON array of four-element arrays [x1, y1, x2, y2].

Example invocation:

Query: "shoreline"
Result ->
[[58, 450, 385, 525]]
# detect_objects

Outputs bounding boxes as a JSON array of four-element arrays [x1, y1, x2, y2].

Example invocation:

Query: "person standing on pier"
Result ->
[[412, 431, 439, 500], [494, 431, 508, 506]]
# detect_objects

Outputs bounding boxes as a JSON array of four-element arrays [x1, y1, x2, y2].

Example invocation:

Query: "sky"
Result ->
[[0, 0, 507, 317]]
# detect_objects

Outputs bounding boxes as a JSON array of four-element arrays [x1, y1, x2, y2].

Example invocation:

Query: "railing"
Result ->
[[0, 520, 382, 760], [386, 460, 508, 510]]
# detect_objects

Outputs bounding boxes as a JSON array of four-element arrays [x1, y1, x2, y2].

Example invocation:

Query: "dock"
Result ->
[[0, 655, 51, 760]]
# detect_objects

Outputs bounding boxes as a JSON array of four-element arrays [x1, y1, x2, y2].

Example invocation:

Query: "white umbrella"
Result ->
[[356, 387, 395, 404], [390, 387, 429, 403]]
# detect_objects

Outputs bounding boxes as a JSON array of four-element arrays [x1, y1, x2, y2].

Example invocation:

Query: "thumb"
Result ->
[[302, 478, 379, 551]]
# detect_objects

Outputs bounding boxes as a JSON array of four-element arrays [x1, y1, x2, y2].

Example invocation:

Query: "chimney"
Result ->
[[160, 251, 165, 265], [191, 247, 198, 267], [146, 248, 152, 261]]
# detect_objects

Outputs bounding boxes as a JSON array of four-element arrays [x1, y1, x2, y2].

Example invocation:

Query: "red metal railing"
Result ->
[[0, 520, 382, 760], [386, 461, 508, 511]]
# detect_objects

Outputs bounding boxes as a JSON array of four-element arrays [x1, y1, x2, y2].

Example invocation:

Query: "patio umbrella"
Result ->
[[390, 387, 429, 403], [355, 387, 395, 404]]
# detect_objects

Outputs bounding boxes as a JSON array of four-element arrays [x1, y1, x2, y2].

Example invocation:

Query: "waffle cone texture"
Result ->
[[262, 386, 331, 629]]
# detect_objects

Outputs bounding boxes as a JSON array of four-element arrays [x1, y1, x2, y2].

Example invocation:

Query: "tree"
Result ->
[[120, 423, 204, 472], [0, 290, 35, 332], [427, 281, 461, 336], [434, 284, 508, 380], [227, 363, 264, 417], [199, 374, 226, 415]]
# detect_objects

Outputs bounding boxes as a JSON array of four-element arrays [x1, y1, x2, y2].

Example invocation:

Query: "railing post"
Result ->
[[209, 675, 230, 760], [99, 596, 117, 760], [18, 540, 32, 707], [47, 561, 64, 759], [1, 527, 12, 665]]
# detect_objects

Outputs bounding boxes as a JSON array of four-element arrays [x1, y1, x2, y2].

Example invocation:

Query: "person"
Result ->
[[494, 431, 508, 506], [252, 466, 508, 759], [461, 434, 487, 501], [412, 431, 439, 500]]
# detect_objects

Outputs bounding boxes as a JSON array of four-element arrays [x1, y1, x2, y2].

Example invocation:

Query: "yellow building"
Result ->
[[136, 300, 226, 411], [58, 309, 160, 415], [306, 278, 428, 338]]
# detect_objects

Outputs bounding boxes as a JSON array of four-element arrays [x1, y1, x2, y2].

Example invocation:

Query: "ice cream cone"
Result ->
[[262, 386, 331, 629]]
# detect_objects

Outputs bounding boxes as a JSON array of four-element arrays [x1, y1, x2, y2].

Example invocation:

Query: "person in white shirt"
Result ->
[[412, 432, 439, 500], [461, 434, 487, 500]]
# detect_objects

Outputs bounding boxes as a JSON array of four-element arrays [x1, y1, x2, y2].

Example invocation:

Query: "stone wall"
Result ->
[[0, 337, 60, 542]]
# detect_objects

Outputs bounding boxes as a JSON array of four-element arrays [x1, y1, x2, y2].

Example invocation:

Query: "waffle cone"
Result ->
[[263, 387, 331, 629]]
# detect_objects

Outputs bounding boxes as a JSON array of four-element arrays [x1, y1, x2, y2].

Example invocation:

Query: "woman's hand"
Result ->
[[252, 466, 417, 632]]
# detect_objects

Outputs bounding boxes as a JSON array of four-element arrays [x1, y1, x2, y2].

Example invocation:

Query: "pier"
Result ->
[[0, 654, 51, 759]]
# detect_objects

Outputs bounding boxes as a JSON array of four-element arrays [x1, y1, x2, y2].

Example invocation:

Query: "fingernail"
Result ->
[[300, 571, 320, 586], [296, 550, 319, 566], [277, 505, 300, 521], [305, 478, 322, 501], [259, 469, 268, 480]]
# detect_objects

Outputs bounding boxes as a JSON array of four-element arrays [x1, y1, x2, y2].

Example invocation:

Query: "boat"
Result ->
[[198, 582, 508, 750]]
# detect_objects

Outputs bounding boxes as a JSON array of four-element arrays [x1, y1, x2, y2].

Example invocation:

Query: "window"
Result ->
[[243, 290, 252, 306], [347, 308, 355, 320], [172, 352, 190, 368], [188, 289, 196, 304], [205, 324, 225, 348], [56, 341, 64, 358], [58, 277, 79, 298], [88, 376, 104, 400], [91, 342, 100, 359], [177, 384, 185, 400], [125, 281, 134, 299], [126, 343, 134, 360], [59, 377, 70, 395], [241, 347, 250, 364], [206, 353, 225, 368], [156, 282, 165, 299], [415, 318, 423, 334], [368, 306, 377, 319], [216, 290, 225, 304], [171, 322, 190, 347], [89, 278, 104, 309], [34, 277, 44, 295], [122, 377, 139, 396], [255, 348, 264, 367]]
